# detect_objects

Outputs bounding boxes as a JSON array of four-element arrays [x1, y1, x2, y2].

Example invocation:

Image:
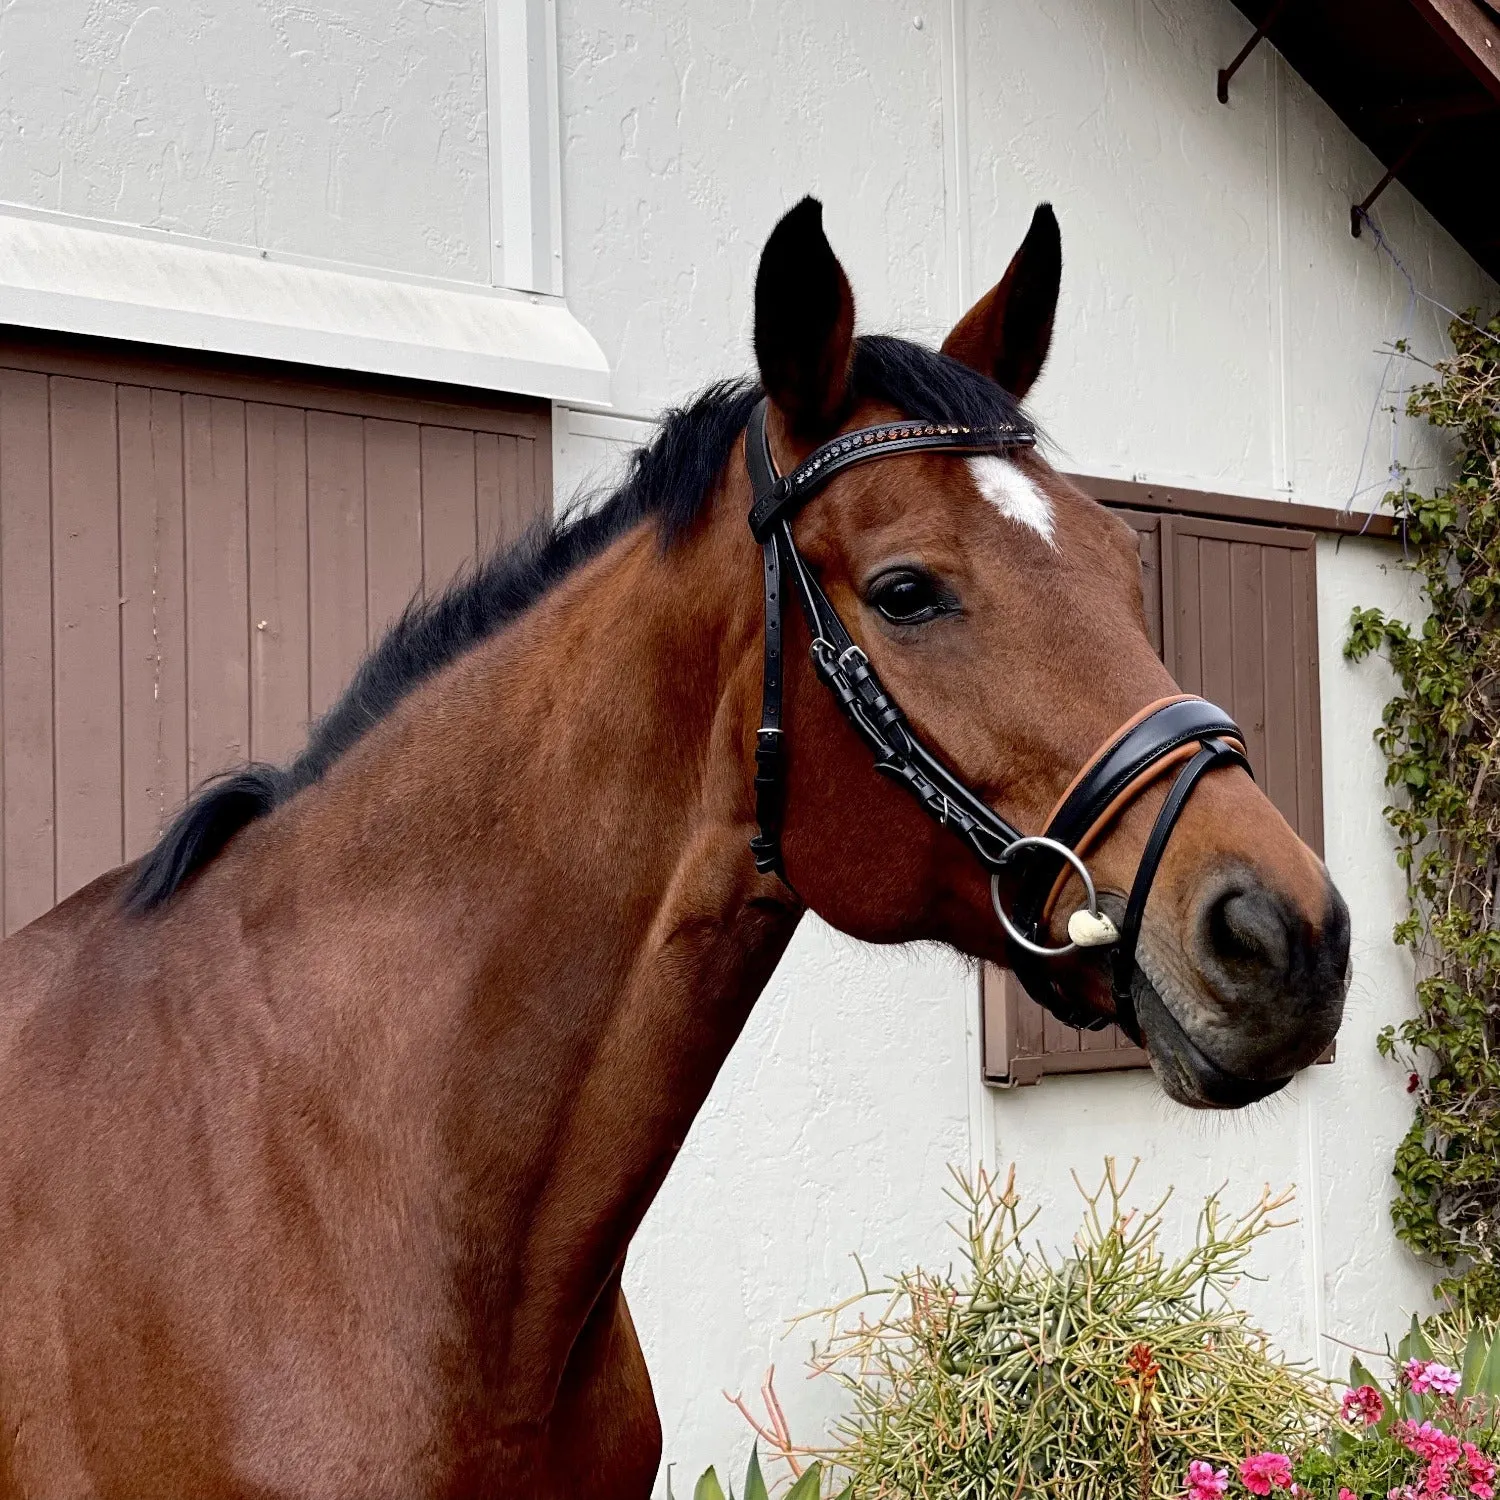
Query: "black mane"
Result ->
[[127, 335, 1025, 910]]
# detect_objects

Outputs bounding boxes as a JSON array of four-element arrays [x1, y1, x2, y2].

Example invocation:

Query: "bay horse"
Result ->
[[0, 199, 1348, 1498]]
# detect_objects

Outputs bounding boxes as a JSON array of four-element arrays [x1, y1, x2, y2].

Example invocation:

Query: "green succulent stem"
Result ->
[[799, 1162, 1331, 1499]]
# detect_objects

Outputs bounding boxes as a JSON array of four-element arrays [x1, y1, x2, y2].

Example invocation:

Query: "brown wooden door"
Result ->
[[983, 509, 1324, 1085], [0, 336, 550, 936]]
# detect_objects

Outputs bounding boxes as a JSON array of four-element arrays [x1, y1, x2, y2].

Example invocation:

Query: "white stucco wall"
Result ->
[[549, 0, 1497, 1491], [0, 0, 491, 283]]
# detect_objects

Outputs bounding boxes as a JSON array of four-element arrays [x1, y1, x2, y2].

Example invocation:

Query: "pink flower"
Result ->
[[1239, 1452, 1295, 1494], [1340, 1491, 1357, 1500], [1184, 1460, 1230, 1500], [1424, 1468, 1456, 1500], [1398, 1421, 1462, 1465], [1405, 1359, 1462, 1396], [1342, 1383, 1388, 1426], [1462, 1442, 1497, 1499]]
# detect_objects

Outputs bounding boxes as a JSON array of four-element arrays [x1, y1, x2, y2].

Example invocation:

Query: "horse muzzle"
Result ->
[[1129, 872, 1351, 1108]]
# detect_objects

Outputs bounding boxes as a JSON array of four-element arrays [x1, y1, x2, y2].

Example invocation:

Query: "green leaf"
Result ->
[[1461, 1323, 1489, 1394], [784, 1464, 823, 1500], [1397, 1313, 1432, 1364], [742, 1446, 770, 1500], [1478, 1328, 1500, 1399], [694, 1468, 728, 1500]]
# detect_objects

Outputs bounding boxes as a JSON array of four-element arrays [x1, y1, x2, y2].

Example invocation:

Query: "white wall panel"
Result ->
[[0, 0, 491, 282], [556, 0, 953, 418]]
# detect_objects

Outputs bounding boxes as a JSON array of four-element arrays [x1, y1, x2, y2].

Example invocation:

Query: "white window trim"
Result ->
[[487, 0, 564, 296], [0, 206, 610, 406]]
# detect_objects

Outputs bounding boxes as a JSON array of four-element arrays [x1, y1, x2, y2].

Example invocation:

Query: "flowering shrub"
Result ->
[[1180, 1327, 1500, 1500], [1344, 310, 1500, 1314], [709, 1173, 1500, 1499]]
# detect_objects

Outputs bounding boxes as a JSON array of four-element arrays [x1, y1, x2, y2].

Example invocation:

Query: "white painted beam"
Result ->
[[0, 209, 608, 405]]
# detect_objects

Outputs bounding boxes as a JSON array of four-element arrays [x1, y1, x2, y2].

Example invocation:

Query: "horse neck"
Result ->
[[261, 491, 800, 1390]]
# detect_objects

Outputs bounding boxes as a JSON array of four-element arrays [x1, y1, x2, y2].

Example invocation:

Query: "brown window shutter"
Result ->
[[1161, 514, 1323, 857], [982, 508, 1326, 1086]]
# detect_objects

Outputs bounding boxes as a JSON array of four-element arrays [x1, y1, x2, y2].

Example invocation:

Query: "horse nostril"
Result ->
[[1204, 885, 1291, 983], [1187, 875, 1350, 1078]]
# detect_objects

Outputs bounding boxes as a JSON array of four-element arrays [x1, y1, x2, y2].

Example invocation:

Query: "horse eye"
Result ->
[[867, 569, 948, 625]]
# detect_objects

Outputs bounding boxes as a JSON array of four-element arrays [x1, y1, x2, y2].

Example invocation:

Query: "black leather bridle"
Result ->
[[744, 396, 1252, 1043]]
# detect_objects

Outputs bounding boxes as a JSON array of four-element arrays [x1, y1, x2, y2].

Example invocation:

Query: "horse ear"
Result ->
[[941, 203, 1061, 400], [753, 197, 856, 437]]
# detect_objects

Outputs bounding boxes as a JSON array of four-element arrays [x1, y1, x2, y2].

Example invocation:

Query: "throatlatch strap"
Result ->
[[750, 535, 787, 875], [747, 406, 787, 875]]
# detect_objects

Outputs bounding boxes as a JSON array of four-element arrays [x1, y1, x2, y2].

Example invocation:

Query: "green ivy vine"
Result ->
[[1345, 309, 1500, 1315]]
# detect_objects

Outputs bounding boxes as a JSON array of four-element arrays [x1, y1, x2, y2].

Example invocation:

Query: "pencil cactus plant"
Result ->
[[796, 1162, 1331, 1499]]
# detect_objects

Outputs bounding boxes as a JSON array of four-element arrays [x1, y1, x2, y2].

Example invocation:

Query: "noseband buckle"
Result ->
[[742, 397, 1252, 1041]]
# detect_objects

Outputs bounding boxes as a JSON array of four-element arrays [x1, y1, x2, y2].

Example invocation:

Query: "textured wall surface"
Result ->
[[557, 0, 1493, 498], [550, 0, 1497, 1490], [0, 0, 490, 280]]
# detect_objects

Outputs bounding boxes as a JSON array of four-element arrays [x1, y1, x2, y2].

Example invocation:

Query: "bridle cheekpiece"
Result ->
[[743, 396, 1252, 1044]]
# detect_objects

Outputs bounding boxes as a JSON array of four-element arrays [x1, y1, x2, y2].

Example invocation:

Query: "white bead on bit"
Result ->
[[1067, 908, 1120, 948]]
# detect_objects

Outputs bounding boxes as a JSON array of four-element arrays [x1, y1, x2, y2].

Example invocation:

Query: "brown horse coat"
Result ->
[[0, 200, 1346, 1498]]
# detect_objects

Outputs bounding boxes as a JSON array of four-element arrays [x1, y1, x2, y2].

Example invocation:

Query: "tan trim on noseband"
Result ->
[[1038, 693, 1201, 925]]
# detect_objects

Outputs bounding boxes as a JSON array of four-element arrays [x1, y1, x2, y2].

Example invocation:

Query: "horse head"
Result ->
[[746, 198, 1348, 1107]]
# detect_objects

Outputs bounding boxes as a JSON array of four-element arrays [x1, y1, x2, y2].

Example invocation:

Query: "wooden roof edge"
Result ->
[[1068, 473, 1400, 539], [1406, 0, 1500, 102]]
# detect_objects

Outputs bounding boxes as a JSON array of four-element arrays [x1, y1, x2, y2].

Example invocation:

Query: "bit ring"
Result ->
[[989, 835, 1101, 959]]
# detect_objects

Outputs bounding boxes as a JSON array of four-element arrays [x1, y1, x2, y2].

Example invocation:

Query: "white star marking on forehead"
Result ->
[[966, 455, 1056, 548]]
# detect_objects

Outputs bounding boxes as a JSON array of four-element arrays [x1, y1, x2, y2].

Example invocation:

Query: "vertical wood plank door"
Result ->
[[0, 336, 550, 937], [983, 508, 1324, 1086]]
